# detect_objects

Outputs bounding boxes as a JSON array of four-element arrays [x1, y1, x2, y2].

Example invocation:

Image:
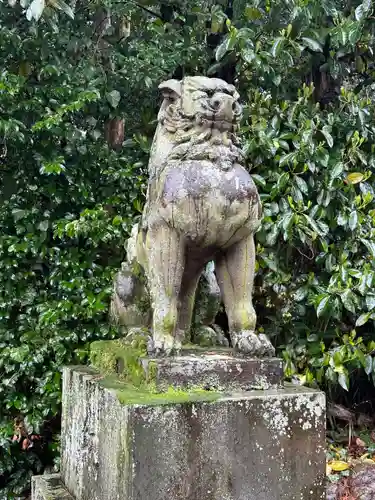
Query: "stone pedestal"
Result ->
[[140, 350, 283, 391], [89, 341, 284, 391], [32, 363, 326, 500], [31, 474, 73, 499]]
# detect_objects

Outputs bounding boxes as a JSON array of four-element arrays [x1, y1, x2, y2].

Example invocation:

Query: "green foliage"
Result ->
[[0, 1, 217, 496], [243, 83, 375, 390], [219, 0, 375, 396], [2, 0, 375, 496]]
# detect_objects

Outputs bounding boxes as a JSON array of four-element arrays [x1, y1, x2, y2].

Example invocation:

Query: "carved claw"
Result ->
[[258, 333, 275, 357], [231, 330, 262, 356], [147, 336, 182, 357], [231, 330, 274, 357]]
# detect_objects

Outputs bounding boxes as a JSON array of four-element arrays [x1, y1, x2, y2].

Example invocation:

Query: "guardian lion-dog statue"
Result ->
[[112, 76, 275, 357]]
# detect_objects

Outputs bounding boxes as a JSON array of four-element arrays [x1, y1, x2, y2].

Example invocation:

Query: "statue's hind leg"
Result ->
[[145, 223, 185, 355], [175, 262, 204, 344], [215, 233, 275, 357]]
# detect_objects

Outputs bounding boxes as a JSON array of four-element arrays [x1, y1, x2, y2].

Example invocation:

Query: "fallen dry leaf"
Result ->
[[349, 436, 366, 458], [330, 460, 350, 472], [356, 438, 366, 448]]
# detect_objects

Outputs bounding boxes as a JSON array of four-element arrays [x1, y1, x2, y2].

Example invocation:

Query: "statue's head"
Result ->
[[158, 76, 242, 133]]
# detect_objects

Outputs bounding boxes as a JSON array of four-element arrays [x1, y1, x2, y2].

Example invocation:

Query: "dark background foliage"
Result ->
[[1, 0, 375, 496]]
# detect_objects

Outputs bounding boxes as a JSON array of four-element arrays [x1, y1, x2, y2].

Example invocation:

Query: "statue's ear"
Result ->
[[158, 79, 181, 98]]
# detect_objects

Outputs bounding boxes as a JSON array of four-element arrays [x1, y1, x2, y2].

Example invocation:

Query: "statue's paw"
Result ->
[[148, 335, 181, 357], [231, 330, 263, 357], [258, 333, 275, 357]]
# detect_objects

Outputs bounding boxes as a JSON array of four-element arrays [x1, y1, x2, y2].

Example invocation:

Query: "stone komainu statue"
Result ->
[[111, 76, 274, 357]]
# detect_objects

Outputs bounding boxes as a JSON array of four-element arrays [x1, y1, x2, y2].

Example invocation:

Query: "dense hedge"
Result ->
[[1, 0, 375, 496]]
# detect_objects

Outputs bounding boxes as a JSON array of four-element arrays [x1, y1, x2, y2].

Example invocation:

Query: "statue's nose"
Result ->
[[210, 95, 238, 118]]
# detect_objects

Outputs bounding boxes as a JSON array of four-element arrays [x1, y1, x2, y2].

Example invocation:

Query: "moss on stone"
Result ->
[[89, 340, 225, 407], [180, 343, 232, 355], [90, 336, 148, 386], [136, 295, 151, 315], [131, 260, 145, 280], [89, 338, 229, 388], [147, 360, 158, 383], [192, 326, 217, 347], [99, 375, 221, 406], [162, 309, 176, 334]]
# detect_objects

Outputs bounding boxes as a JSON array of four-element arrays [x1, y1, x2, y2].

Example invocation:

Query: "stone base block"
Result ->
[[31, 474, 73, 499], [90, 339, 283, 391], [61, 366, 326, 500], [141, 350, 283, 391]]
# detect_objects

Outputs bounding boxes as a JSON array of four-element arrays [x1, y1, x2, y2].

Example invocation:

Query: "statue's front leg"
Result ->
[[215, 233, 275, 357], [146, 223, 185, 355]]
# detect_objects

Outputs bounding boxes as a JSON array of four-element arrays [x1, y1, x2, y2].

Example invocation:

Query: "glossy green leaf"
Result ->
[[295, 176, 308, 193], [365, 355, 373, 375], [356, 312, 371, 327], [317, 295, 330, 317], [245, 6, 263, 20], [330, 162, 343, 181], [349, 211, 358, 231], [271, 37, 284, 57], [338, 371, 349, 391], [279, 152, 297, 166], [322, 126, 333, 147], [37, 220, 49, 232], [341, 290, 356, 314], [355, 0, 372, 21], [295, 287, 308, 301], [301, 37, 323, 52], [26, 0, 45, 21], [366, 294, 375, 311], [362, 239, 375, 257], [49, 0, 74, 18], [216, 39, 229, 61], [106, 90, 121, 109]]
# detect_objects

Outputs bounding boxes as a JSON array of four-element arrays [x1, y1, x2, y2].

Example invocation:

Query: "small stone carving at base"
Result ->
[[111, 76, 274, 358]]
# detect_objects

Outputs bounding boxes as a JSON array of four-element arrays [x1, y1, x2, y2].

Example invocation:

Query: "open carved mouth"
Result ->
[[197, 115, 238, 131]]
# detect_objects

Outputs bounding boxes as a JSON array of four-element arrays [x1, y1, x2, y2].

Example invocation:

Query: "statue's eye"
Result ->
[[192, 90, 207, 100]]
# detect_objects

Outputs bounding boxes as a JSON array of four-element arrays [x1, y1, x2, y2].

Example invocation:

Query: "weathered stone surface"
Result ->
[[31, 474, 73, 500], [111, 246, 226, 348], [61, 366, 326, 500], [141, 350, 283, 391], [90, 340, 282, 391], [110, 75, 274, 358]]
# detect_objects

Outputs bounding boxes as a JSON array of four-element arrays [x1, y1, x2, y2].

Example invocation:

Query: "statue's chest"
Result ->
[[160, 160, 259, 206]]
